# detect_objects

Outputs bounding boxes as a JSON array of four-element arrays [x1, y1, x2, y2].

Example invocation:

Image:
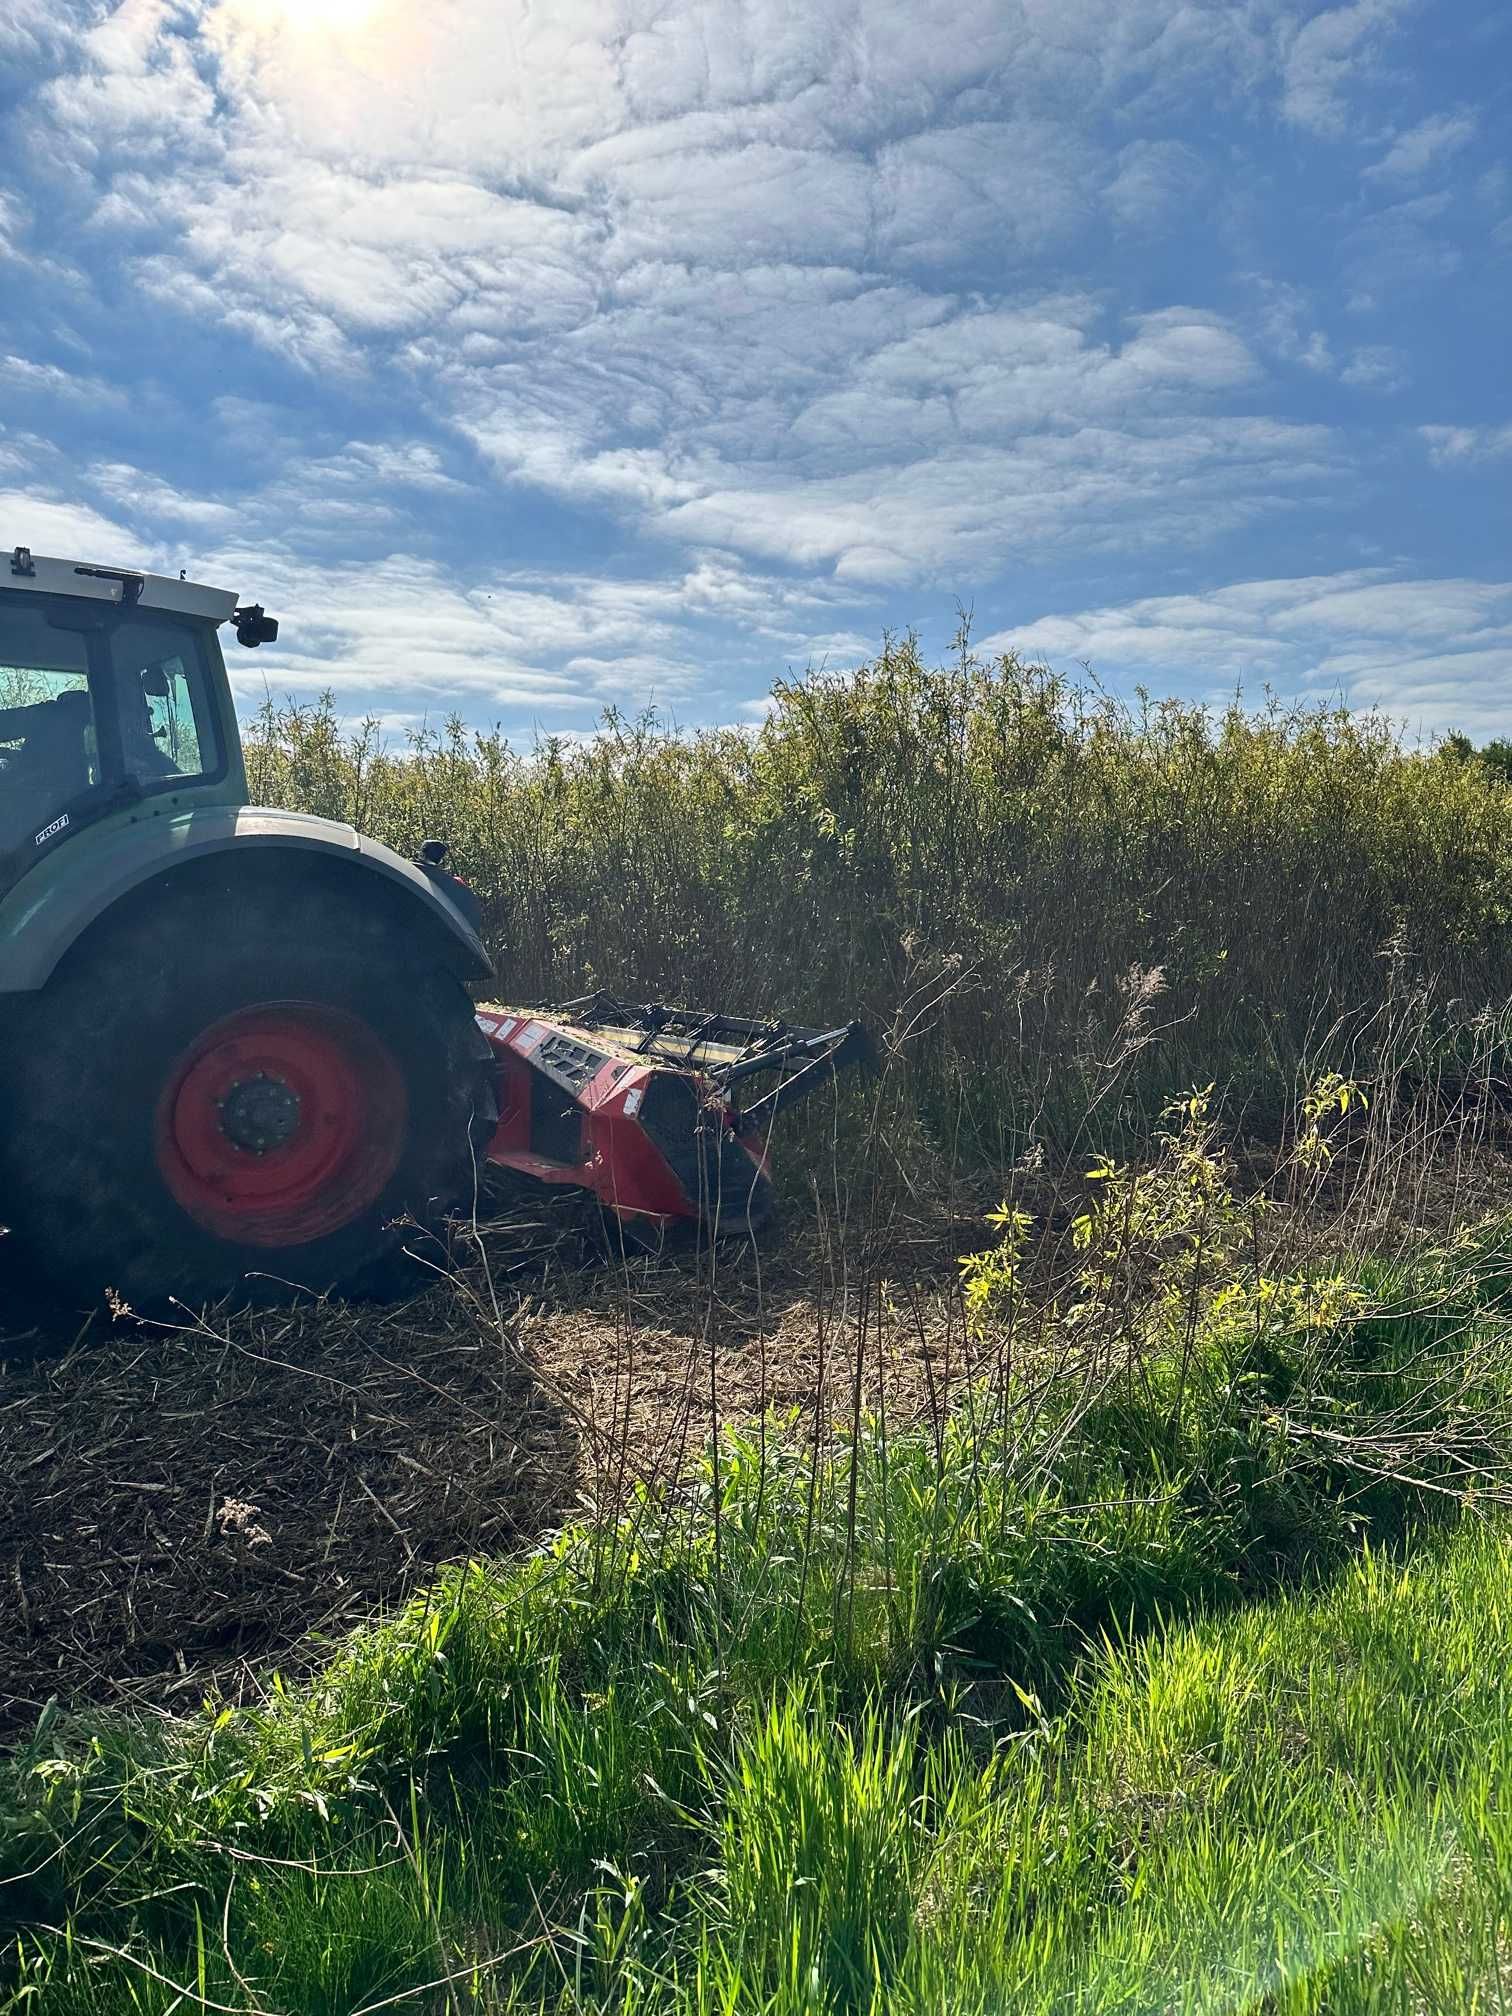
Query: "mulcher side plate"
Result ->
[[475, 999, 873, 1242], [475, 1006, 776, 1240]]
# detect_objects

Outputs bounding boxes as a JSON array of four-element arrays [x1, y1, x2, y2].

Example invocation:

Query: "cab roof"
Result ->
[[5, 547, 239, 625]]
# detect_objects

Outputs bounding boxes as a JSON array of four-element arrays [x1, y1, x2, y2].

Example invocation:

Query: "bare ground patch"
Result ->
[[0, 1209, 969, 1734]]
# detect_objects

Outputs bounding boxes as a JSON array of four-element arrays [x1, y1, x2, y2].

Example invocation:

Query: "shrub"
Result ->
[[245, 637, 1512, 1157]]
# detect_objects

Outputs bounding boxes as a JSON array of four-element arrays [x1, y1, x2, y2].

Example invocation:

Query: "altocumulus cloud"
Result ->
[[0, 0, 1506, 733]]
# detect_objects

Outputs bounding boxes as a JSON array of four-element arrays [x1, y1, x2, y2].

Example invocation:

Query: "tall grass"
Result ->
[[245, 634, 1512, 1153], [24, 1520, 1511, 2014], [10, 1188, 1512, 2013]]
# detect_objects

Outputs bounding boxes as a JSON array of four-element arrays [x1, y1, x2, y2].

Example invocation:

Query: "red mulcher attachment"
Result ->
[[475, 993, 874, 1245]]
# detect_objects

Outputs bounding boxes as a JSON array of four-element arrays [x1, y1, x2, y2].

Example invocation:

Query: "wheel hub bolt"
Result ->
[[218, 1072, 302, 1155]]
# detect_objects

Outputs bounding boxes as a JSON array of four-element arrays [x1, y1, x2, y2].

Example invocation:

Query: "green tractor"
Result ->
[[0, 547, 496, 1308]]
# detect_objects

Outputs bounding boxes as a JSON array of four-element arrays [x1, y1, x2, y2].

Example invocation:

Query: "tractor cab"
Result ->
[[0, 549, 270, 898]]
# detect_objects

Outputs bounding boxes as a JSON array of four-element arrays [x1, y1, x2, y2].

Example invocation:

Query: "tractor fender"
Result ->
[[0, 805, 493, 995]]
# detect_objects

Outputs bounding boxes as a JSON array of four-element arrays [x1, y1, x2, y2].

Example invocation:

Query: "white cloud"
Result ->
[[560, 651, 705, 699], [1279, 0, 1407, 136], [268, 440, 474, 528], [0, 420, 872, 724], [1364, 109, 1477, 185], [450, 297, 1280, 579], [179, 0, 1271, 189], [87, 460, 237, 527], [0, 487, 146, 564], [0, 0, 84, 97], [41, 0, 222, 176], [119, 164, 600, 375], [798, 302, 1257, 443], [578, 137, 873, 269], [1419, 424, 1512, 465], [0, 353, 123, 406], [43, 5, 1232, 417], [985, 569, 1512, 736], [1104, 138, 1206, 232], [875, 120, 1101, 267], [0, 183, 86, 287], [210, 541, 871, 720], [1339, 344, 1409, 391], [783, 628, 874, 664], [652, 415, 1333, 583], [0, 0, 1372, 623], [1341, 189, 1462, 307], [1249, 280, 1334, 373], [1249, 292, 1409, 393], [19, 0, 1290, 385]]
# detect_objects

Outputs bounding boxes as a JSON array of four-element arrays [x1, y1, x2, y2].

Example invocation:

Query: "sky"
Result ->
[[1, 0, 1509, 743]]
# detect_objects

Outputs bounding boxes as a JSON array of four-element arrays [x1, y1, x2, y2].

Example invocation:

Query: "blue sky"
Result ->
[[1, 0, 1509, 742]]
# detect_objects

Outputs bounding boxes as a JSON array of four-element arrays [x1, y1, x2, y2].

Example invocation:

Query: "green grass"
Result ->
[[8, 1224, 1512, 2012], [20, 1533, 1512, 2014], [245, 634, 1512, 1153]]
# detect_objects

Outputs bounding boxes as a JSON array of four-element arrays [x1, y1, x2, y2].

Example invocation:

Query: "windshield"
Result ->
[[0, 591, 222, 893]]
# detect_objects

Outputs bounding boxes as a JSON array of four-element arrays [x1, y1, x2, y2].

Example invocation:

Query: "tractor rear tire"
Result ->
[[0, 874, 496, 1311]]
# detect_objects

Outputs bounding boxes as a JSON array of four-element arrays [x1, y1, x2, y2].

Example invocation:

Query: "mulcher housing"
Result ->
[[477, 997, 873, 1242]]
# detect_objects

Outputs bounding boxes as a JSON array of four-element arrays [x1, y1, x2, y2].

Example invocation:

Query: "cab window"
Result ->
[[109, 618, 220, 788], [0, 605, 99, 860]]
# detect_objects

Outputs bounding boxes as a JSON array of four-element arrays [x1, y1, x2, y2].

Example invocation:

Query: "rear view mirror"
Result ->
[[142, 666, 170, 697], [232, 604, 279, 649]]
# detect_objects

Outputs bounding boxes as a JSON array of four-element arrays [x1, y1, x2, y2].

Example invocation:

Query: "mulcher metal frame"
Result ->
[[475, 997, 875, 1241]]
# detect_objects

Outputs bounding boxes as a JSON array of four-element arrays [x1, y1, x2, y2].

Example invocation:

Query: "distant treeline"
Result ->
[[1439, 732, 1512, 785]]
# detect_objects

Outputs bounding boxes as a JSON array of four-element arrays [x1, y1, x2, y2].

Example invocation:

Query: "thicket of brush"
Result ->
[[11, 1089, 1512, 2012], [246, 633, 1512, 1153]]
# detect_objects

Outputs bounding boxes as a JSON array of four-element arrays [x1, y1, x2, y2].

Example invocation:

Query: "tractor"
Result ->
[[0, 548, 868, 1309]]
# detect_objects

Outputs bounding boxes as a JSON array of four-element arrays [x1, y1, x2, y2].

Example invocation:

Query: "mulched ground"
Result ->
[[9, 1112, 1509, 1742], [0, 1206, 971, 1736]]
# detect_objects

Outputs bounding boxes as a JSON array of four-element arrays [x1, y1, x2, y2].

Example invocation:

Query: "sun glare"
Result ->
[[220, 0, 382, 39], [290, 0, 379, 27]]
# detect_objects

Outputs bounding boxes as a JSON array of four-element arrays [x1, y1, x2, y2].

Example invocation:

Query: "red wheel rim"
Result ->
[[155, 1003, 408, 1248]]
